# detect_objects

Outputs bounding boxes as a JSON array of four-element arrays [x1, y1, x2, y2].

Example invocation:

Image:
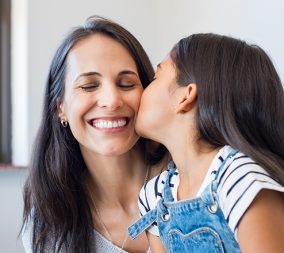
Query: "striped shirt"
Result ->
[[138, 146, 284, 239]]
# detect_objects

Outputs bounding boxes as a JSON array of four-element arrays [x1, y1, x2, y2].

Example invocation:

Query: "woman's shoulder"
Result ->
[[21, 215, 34, 253]]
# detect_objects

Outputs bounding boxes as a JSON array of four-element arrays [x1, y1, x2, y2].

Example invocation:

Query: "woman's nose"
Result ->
[[97, 85, 123, 110]]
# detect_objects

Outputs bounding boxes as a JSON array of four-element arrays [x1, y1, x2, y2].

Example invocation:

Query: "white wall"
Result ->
[[11, 0, 284, 165], [155, 0, 284, 79], [11, 0, 28, 166]]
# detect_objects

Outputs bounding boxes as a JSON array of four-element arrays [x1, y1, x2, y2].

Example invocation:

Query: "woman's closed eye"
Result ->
[[76, 75, 100, 92], [79, 82, 100, 92], [79, 83, 99, 92], [117, 75, 141, 90], [75, 73, 101, 92], [117, 82, 137, 90]]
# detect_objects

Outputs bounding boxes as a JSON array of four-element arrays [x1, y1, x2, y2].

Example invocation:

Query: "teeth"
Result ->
[[92, 119, 127, 129]]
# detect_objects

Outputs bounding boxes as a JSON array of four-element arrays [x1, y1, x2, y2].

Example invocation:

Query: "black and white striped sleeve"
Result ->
[[216, 154, 284, 238]]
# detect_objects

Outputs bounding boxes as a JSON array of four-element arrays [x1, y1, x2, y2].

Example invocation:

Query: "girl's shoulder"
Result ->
[[138, 163, 178, 236], [138, 161, 178, 212], [216, 151, 284, 236], [139, 153, 176, 210]]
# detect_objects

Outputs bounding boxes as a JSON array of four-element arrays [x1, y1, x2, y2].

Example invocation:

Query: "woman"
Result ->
[[129, 33, 284, 252], [22, 16, 166, 253]]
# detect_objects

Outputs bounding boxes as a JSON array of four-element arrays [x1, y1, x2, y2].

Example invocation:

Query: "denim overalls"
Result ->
[[129, 147, 242, 253]]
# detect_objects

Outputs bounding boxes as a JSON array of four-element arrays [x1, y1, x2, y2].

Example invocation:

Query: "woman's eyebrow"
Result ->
[[74, 70, 139, 84], [75, 71, 101, 82], [118, 70, 139, 77]]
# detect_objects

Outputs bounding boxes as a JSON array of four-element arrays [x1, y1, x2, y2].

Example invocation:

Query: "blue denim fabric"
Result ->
[[129, 147, 242, 253]]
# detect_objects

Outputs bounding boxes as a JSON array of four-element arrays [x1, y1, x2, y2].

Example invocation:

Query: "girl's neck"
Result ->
[[168, 139, 220, 199]]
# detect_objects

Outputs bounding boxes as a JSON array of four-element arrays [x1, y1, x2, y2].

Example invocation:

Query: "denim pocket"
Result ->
[[168, 227, 225, 253]]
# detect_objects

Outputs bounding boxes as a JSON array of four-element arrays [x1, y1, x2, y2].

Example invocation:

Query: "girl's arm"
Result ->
[[147, 232, 166, 253], [238, 189, 284, 253]]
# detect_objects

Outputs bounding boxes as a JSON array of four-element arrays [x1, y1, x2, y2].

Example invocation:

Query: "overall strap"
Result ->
[[128, 161, 176, 240], [201, 146, 239, 207], [211, 146, 239, 193], [128, 209, 157, 240], [162, 161, 176, 202], [214, 147, 239, 180]]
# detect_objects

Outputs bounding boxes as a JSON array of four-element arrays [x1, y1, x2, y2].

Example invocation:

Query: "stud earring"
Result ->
[[61, 119, 68, 128]]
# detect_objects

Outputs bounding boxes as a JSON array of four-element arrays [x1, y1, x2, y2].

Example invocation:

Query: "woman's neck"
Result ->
[[84, 146, 147, 209], [81, 145, 150, 253]]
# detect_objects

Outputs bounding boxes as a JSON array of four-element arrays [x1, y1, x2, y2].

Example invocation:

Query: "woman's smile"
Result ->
[[88, 116, 130, 133]]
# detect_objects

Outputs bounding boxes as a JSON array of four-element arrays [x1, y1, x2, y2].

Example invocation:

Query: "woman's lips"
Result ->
[[88, 117, 129, 130]]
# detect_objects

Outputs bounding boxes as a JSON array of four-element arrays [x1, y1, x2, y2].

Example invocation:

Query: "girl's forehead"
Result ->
[[157, 57, 176, 73]]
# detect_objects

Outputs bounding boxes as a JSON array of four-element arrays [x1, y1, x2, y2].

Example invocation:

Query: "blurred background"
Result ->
[[1, 0, 284, 252]]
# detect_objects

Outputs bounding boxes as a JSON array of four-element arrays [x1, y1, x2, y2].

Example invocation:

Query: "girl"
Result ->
[[128, 33, 284, 252], [22, 16, 167, 253]]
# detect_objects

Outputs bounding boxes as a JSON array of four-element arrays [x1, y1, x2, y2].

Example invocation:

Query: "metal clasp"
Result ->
[[161, 211, 170, 222]]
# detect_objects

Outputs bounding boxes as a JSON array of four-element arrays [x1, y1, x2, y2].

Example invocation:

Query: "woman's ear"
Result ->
[[57, 99, 67, 121], [175, 83, 197, 113]]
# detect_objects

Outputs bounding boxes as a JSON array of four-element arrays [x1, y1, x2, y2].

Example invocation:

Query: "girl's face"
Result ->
[[59, 34, 143, 157], [136, 57, 179, 142]]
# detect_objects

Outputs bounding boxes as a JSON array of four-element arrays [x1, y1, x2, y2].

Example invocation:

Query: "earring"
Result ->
[[61, 119, 68, 128]]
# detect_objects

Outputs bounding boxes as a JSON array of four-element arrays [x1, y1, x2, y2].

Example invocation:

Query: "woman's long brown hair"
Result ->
[[22, 16, 165, 253]]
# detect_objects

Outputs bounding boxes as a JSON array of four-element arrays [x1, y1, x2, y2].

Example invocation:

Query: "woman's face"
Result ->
[[136, 57, 179, 143], [59, 34, 143, 157]]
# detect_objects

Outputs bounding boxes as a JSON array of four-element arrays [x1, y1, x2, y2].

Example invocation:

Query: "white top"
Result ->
[[22, 222, 151, 253], [138, 146, 284, 239]]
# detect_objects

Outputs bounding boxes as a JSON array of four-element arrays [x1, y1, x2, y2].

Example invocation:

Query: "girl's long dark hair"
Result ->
[[170, 33, 284, 185], [22, 16, 163, 252]]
